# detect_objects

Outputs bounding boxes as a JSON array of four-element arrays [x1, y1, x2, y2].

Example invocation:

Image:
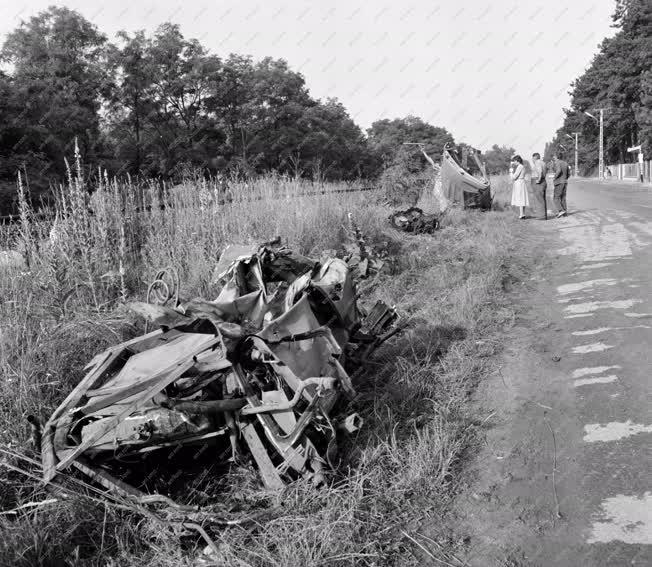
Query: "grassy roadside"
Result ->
[[0, 174, 532, 566]]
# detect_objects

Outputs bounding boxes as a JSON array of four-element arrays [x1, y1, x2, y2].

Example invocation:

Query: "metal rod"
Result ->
[[240, 377, 337, 415], [164, 398, 248, 414]]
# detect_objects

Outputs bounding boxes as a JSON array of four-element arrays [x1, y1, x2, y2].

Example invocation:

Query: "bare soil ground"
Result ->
[[446, 249, 583, 566]]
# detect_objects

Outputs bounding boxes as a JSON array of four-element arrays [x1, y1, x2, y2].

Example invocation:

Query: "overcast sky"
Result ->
[[0, 0, 615, 155]]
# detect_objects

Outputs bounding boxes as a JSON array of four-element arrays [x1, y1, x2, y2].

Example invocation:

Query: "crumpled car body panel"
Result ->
[[441, 148, 492, 210], [41, 242, 399, 500]]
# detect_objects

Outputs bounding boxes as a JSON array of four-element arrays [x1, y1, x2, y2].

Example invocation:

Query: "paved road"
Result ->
[[552, 179, 651, 564], [455, 178, 652, 566]]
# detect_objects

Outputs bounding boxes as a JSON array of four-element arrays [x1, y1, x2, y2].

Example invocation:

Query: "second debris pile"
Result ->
[[389, 207, 440, 234]]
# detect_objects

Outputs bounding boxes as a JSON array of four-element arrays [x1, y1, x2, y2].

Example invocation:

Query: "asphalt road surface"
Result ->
[[454, 178, 652, 566]]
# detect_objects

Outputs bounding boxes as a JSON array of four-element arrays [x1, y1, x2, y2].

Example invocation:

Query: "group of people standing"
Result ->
[[510, 153, 571, 220]]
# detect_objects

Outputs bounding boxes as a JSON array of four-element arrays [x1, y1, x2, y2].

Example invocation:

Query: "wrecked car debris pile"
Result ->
[[389, 207, 440, 234], [40, 241, 402, 513]]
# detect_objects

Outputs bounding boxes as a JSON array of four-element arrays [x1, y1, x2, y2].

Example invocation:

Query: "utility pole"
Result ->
[[566, 132, 580, 176], [585, 109, 608, 179], [598, 109, 604, 179], [574, 132, 579, 177]]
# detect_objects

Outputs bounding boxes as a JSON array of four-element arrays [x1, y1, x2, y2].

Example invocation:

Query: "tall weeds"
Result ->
[[0, 170, 525, 566]]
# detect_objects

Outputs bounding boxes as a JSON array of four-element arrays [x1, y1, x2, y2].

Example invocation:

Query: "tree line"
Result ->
[[0, 7, 521, 216], [545, 0, 652, 173]]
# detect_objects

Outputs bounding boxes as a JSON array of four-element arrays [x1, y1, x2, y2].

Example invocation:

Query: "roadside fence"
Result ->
[[606, 160, 652, 183]]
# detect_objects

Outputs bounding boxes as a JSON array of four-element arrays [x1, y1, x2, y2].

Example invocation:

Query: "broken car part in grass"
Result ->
[[389, 207, 440, 234], [398, 143, 493, 213], [440, 144, 493, 211], [40, 241, 402, 512]]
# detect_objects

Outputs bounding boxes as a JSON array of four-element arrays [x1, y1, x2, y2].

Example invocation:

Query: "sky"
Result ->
[[0, 0, 616, 156]]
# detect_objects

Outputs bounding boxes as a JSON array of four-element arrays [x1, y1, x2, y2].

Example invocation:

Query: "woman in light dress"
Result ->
[[510, 155, 529, 219]]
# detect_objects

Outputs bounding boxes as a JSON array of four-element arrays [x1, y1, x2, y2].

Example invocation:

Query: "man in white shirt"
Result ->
[[531, 152, 548, 220]]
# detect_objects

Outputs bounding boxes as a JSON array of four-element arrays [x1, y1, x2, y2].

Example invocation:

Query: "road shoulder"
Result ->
[[445, 227, 592, 566]]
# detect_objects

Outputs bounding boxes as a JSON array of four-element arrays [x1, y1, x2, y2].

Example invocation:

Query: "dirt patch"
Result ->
[[441, 237, 592, 566]]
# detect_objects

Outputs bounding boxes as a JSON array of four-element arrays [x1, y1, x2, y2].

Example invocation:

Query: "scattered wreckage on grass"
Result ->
[[387, 143, 492, 233], [406, 142, 493, 212], [40, 241, 402, 509]]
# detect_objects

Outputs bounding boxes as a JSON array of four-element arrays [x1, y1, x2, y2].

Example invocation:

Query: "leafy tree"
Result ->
[[636, 70, 652, 154], [106, 25, 226, 179], [1, 6, 111, 185], [367, 116, 454, 171], [293, 99, 376, 179], [108, 25, 225, 178], [204, 54, 256, 172], [0, 7, 480, 202], [242, 57, 313, 173], [483, 144, 516, 175], [206, 55, 314, 175], [107, 34, 373, 181], [147, 24, 222, 175], [105, 30, 153, 173], [0, 71, 25, 214], [547, 0, 652, 173]]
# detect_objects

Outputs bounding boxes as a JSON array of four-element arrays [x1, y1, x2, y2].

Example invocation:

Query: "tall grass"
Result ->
[[490, 174, 512, 209], [13, 174, 388, 306], [0, 170, 391, 450], [0, 169, 529, 566]]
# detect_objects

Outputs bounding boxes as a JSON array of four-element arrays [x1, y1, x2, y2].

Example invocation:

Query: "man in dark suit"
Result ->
[[552, 153, 571, 218], [531, 152, 548, 220]]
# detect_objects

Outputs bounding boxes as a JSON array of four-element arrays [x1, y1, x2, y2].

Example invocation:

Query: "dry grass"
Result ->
[[0, 171, 530, 566], [490, 174, 512, 209]]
